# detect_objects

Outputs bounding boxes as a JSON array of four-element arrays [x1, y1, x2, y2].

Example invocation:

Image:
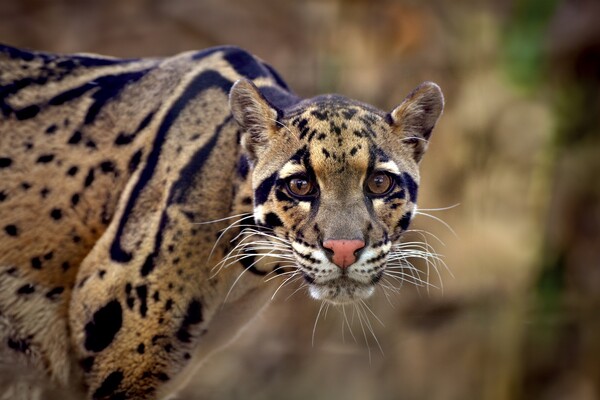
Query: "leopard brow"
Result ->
[[375, 160, 401, 174], [279, 162, 306, 179]]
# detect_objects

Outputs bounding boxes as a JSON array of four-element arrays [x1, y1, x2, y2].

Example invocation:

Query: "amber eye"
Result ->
[[287, 176, 316, 198], [366, 171, 394, 196]]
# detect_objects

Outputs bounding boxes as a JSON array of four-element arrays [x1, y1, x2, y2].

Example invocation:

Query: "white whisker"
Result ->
[[417, 203, 460, 212], [358, 300, 384, 356], [312, 301, 326, 347], [414, 210, 457, 237], [192, 212, 253, 225], [271, 271, 301, 300], [354, 303, 372, 364]]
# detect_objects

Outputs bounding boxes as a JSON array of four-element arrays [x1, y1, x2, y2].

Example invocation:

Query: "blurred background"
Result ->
[[1, 0, 599, 399]]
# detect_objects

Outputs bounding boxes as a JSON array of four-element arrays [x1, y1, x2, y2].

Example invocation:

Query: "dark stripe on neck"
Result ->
[[110, 69, 233, 263], [141, 116, 232, 277]]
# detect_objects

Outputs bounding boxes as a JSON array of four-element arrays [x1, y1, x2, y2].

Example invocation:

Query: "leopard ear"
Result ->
[[388, 82, 444, 162], [229, 79, 280, 161]]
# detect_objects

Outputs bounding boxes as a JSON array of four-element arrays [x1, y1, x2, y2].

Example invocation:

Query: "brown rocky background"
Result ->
[[1, 0, 599, 399]]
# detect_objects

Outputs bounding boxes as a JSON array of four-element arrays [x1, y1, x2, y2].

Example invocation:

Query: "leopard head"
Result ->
[[230, 79, 444, 304]]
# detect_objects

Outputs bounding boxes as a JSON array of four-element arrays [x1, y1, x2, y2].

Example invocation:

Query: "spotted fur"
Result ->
[[0, 44, 443, 398]]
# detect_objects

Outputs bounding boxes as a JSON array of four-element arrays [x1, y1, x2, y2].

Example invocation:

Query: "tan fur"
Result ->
[[0, 44, 443, 398]]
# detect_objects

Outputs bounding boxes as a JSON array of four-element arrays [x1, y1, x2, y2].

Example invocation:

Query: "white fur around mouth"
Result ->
[[308, 278, 375, 304]]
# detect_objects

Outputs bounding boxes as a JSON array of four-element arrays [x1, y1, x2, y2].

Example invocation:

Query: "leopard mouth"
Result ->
[[303, 273, 382, 304]]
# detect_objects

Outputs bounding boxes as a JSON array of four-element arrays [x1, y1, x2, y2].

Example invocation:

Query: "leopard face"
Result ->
[[230, 79, 444, 304]]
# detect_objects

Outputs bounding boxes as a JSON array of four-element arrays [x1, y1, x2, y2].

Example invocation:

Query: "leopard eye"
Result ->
[[366, 171, 394, 196], [287, 176, 317, 198]]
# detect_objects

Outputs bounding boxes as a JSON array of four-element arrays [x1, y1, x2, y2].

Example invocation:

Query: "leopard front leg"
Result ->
[[68, 196, 246, 399]]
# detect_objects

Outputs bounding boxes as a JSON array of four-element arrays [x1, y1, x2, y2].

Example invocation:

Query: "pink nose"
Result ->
[[322, 239, 365, 269]]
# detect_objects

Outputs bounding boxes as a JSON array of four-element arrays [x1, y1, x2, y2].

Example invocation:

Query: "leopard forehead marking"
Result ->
[[279, 100, 396, 190]]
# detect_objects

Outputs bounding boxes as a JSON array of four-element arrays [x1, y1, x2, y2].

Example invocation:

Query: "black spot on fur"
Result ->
[[36, 154, 55, 163], [40, 187, 50, 198], [92, 370, 123, 399], [114, 111, 154, 146], [80, 356, 94, 373], [50, 208, 62, 220], [302, 272, 315, 284], [43, 251, 53, 260], [67, 166, 79, 176], [0, 191, 6, 201], [311, 110, 327, 120], [140, 254, 155, 277], [15, 105, 40, 120], [84, 300, 123, 352], [71, 193, 80, 206], [45, 124, 57, 134], [136, 285, 148, 318], [125, 283, 135, 310], [128, 149, 143, 173], [165, 299, 173, 311], [151, 334, 167, 345], [84, 168, 95, 187], [137, 343, 145, 354], [399, 211, 412, 231], [62, 261, 70, 271], [371, 270, 384, 285], [329, 122, 341, 135], [100, 161, 115, 173], [4, 224, 18, 236], [176, 299, 203, 343], [114, 132, 132, 146], [46, 287, 64, 300], [68, 131, 82, 145], [265, 212, 283, 228], [17, 284, 35, 294], [0, 158, 12, 168], [156, 372, 170, 381], [343, 109, 357, 119], [322, 148, 330, 158], [7, 338, 30, 352], [31, 257, 42, 269]]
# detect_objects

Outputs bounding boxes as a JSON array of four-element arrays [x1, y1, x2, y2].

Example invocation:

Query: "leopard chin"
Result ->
[[306, 276, 378, 305]]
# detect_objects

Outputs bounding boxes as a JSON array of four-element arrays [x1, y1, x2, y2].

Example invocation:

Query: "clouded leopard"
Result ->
[[0, 44, 444, 399]]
